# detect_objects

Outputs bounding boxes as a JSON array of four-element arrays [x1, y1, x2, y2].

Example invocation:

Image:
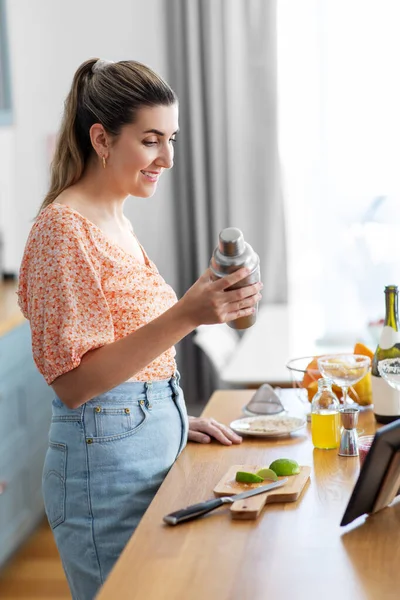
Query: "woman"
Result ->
[[17, 58, 262, 600]]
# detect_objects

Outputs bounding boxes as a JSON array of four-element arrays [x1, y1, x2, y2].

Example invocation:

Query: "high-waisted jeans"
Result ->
[[42, 372, 188, 600]]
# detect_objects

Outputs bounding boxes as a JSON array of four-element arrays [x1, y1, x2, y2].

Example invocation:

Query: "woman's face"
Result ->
[[108, 103, 179, 198]]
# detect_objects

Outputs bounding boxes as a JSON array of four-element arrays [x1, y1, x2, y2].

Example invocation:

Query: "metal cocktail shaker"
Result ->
[[210, 227, 260, 330]]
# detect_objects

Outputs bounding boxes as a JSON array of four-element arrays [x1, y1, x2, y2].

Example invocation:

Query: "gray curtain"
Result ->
[[166, 0, 287, 408]]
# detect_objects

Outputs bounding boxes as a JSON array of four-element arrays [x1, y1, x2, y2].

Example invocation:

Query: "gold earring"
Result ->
[[102, 156, 106, 169]]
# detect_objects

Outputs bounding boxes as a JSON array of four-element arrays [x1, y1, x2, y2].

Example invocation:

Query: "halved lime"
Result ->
[[255, 468, 278, 481], [235, 471, 264, 484], [269, 458, 300, 476]]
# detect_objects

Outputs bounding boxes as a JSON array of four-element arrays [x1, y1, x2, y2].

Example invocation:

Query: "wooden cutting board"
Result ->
[[213, 464, 311, 520]]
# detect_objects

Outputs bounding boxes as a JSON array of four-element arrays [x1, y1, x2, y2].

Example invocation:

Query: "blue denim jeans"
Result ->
[[42, 372, 188, 600]]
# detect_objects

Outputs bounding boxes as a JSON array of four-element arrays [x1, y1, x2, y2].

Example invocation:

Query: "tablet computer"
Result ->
[[341, 418, 400, 526]]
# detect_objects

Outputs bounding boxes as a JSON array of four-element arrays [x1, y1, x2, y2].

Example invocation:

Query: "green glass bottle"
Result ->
[[371, 285, 400, 423]]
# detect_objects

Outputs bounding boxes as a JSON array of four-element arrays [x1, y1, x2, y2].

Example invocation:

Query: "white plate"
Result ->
[[230, 414, 307, 437]]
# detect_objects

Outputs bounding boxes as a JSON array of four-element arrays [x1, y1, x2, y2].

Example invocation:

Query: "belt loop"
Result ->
[[170, 372, 180, 397], [145, 381, 153, 410]]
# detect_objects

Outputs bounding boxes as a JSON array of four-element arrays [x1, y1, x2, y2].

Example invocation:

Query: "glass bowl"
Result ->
[[286, 356, 321, 405], [358, 435, 375, 466]]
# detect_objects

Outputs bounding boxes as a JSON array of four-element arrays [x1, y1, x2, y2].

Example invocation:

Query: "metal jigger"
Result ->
[[338, 408, 360, 457]]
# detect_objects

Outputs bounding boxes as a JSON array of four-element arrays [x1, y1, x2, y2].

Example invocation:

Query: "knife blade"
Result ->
[[163, 478, 288, 526]]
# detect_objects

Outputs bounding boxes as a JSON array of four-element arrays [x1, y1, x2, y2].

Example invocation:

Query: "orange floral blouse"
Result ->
[[17, 203, 178, 384]]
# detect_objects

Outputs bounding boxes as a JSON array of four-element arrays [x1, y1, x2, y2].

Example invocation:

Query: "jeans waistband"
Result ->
[[51, 371, 181, 421]]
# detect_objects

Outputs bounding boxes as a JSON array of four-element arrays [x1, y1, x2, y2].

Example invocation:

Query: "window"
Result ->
[[278, 0, 400, 346]]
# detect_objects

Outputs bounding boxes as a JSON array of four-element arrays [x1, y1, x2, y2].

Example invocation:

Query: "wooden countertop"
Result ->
[[0, 280, 25, 336], [97, 389, 400, 600]]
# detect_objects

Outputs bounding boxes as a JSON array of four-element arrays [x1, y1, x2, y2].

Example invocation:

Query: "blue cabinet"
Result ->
[[0, 322, 53, 567]]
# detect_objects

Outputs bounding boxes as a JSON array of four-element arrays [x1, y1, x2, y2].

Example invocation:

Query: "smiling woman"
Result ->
[[38, 59, 178, 211], [16, 57, 260, 600]]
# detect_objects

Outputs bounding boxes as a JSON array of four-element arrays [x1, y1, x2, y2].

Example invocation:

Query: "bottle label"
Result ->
[[371, 375, 400, 416], [379, 325, 400, 349]]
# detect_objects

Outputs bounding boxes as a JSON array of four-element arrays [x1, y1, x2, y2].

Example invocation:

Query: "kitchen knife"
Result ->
[[163, 478, 288, 525]]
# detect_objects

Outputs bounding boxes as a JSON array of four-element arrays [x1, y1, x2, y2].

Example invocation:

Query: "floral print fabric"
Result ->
[[18, 203, 178, 384]]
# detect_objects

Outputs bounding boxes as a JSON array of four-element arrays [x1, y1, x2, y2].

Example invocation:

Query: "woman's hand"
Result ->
[[187, 416, 243, 445], [180, 267, 263, 328]]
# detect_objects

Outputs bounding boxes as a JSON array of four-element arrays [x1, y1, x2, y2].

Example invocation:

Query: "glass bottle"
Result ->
[[371, 285, 400, 423], [311, 378, 341, 449]]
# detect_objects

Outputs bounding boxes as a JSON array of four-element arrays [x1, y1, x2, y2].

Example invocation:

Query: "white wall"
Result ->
[[0, 126, 14, 273], [2, 0, 178, 290]]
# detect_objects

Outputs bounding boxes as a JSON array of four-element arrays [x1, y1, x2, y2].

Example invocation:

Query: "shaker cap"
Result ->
[[219, 227, 245, 257], [210, 226, 259, 276]]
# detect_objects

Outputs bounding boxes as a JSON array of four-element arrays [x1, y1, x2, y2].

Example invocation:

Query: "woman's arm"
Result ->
[[52, 267, 262, 408]]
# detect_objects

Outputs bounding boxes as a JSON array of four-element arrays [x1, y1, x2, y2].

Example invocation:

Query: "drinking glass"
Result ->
[[317, 354, 371, 409], [358, 435, 375, 466], [377, 358, 400, 390]]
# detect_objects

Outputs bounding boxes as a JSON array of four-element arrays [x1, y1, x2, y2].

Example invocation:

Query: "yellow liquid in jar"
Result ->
[[311, 411, 340, 449]]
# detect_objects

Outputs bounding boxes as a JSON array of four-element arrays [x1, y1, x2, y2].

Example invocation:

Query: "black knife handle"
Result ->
[[163, 497, 231, 525]]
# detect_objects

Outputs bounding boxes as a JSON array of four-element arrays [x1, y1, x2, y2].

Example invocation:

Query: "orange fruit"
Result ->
[[351, 342, 373, 405], [306, 380, 318, 402], [332, 384, 343, 400], [348, 374, 373, 406], [302, 357, 322, 389], [353, 342, 374, 360]]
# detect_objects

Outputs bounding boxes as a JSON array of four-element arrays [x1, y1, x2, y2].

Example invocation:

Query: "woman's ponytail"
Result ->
[[39, 58, 98, 211]]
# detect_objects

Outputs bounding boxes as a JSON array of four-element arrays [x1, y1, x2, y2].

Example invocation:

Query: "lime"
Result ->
[[235, 471, 264, 484], [255, 468, 278, 481], [269, 458, 300, 477]]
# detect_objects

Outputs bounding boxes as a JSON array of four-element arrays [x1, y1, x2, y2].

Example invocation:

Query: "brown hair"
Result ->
[[40, 58, 177, 212]]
